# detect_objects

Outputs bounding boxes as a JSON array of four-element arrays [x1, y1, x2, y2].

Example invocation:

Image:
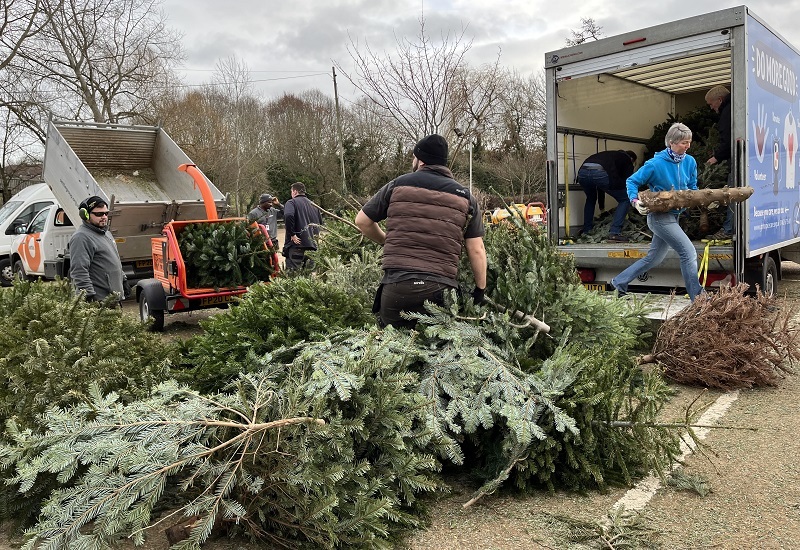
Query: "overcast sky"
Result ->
[[160, 1, 800, 102]]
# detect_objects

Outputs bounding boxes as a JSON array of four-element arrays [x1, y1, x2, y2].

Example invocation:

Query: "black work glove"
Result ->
[[122, 279, 132, 300], [471, 286, 486, 305]]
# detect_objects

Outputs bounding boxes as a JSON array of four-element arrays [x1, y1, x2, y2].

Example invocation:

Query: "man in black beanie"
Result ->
[[355, 134, 487, 329], [69, 195, 129, 304]]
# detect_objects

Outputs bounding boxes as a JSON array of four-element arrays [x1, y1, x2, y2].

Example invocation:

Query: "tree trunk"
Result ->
[[639, 186, 754, 212]]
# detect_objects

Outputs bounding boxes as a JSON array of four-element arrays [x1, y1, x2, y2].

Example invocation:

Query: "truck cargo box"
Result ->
[[545, 5, 798, 296], [43, 121, 228, 265]]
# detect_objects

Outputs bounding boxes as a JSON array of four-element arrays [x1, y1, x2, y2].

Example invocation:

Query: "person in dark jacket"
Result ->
[[355, 134, 487, 329], [248, 193, 283, 244], [704, 85, 734, 240], [282, 182, 322, 270], [69, 195, 130, 304], [578, 149, 637, 242]]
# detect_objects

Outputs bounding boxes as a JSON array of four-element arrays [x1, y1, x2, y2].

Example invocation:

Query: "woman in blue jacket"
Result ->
[[610, 123, 703, 301]]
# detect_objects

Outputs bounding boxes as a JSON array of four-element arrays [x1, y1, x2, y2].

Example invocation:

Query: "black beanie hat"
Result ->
[[81, 195, 108, 213], [413, 134, 448, 166]]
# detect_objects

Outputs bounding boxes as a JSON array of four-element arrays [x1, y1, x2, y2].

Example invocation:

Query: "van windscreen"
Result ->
[[0, 201, 23, 225]]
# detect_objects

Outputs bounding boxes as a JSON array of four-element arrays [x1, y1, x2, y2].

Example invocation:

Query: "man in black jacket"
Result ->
[[705, 85, 733, 240], [282, 182, 322, 270], [577, 150, 637, 242]]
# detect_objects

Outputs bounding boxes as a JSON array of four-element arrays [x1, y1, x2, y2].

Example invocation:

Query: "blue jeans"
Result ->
[[722, 205, 734, 234], [611, 211, 702, 301], [722, 171, 734, 234], [578, 167, 630, 234]]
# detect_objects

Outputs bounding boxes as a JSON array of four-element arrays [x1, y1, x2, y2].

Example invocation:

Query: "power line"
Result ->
[[167, 72, 331, 88], [179, 68, 330, 74], [0, 72, 332, 94]]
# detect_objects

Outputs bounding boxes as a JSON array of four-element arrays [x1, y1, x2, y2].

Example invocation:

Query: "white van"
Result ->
[[10, 203, 74, 281], [0, 184, 57, 285]]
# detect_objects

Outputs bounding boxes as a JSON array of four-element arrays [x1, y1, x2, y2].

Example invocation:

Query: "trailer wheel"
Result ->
[[762, 256, 778, 297], [0, 258, 13, 286], [13, 260, 30, 282], [139, 293, 165, 332]]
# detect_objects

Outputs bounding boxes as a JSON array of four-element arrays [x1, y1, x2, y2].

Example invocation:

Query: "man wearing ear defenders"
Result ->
[[69, 195, 129, 303]]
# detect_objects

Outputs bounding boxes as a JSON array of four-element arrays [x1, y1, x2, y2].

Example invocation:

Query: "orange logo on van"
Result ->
[[18, 234, 42, 272]]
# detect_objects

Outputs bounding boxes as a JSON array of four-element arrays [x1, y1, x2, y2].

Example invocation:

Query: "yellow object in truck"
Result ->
[[489, 202, 547, 226]]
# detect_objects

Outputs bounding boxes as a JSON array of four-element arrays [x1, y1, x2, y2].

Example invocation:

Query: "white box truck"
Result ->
[[545, 5, 800, 296], [10, 120, 227, 283]]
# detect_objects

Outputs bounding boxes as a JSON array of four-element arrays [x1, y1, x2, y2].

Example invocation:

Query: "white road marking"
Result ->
[[609, 390, 740, 514]]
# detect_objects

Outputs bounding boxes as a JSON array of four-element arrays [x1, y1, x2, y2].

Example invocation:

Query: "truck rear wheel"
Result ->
[[139, 293, 165, 332], [0, 258, 12, 286]]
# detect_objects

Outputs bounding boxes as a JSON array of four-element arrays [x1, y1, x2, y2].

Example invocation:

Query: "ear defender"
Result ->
[[79, 196, 105, 220]]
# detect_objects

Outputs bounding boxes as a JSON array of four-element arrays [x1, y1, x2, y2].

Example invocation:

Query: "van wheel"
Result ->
[[139, 293, 165, 332], [13, 260, 30, 282], [0, 259, 13, 286]]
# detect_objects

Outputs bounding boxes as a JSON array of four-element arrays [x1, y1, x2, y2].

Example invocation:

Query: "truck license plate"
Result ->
[[200, 295, 235, 306], [584, 283, 607, 292]]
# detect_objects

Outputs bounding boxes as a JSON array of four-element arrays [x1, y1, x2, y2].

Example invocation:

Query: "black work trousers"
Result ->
[[377, 279, 450, 329]]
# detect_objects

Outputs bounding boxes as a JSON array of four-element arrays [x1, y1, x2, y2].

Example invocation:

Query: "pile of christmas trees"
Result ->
[[177, 220, 277, 289], [0, 219, 687, 549]]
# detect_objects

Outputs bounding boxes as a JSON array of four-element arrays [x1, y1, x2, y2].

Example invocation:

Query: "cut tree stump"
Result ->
[[639, 186, 754, 212]]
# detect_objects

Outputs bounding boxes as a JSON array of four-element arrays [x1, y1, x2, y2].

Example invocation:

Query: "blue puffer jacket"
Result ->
[[626, 149, 698, 213]]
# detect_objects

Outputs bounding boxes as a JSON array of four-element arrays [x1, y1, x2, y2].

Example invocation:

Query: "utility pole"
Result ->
[[332, 66, 347, 195]]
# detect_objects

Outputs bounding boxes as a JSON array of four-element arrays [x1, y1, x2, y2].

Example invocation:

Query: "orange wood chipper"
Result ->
[[135, 164, 280, 331]]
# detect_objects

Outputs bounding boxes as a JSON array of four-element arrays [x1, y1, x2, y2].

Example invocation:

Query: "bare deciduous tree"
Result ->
[[341, 97, 406, 196], [0, 0, 54, 198], [0, 0, 50, 71], [5, 0, 182, 137], [566, 18, 604, 46], [210, 56, 265, 215], [265, 90, 341, 203], [340, 17, 472, 144], [464, 70, 547, 201], [448, 62, 504, 159]]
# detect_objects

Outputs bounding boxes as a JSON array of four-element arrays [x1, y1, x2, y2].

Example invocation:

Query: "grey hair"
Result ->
[[705, 85, 730, 102], [665, 122, 692, 146]]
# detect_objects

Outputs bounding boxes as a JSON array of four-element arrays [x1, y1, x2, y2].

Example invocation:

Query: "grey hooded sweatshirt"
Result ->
[[68, 221, 125, 301]]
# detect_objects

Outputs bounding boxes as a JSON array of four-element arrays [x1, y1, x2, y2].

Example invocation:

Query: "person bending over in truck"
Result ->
[[610, 123, 703, 301], [577, 149, 637, 242], [282, 183, 322, 271], [248, 193, 283, 245], [355, 134, 488, 329], [69, 195, 130, 304], [704, 85, 734, 241]]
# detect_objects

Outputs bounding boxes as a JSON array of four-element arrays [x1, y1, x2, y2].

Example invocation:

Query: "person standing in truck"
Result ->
[[248, 193, 283, 244], [610, 123, 703, 301], [282, 183, 322, 271], [69, 196, 130, 304], [355, 134, 488, 329], [704, 85, 734, 240], [577, 150, 637, 242]]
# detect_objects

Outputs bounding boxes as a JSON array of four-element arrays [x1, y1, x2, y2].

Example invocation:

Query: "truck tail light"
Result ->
[[577, 268, 596, 283]]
